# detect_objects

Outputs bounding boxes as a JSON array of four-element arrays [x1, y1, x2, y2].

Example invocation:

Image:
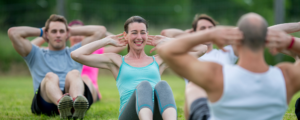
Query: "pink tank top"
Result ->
[[81, 48, 104, 85]]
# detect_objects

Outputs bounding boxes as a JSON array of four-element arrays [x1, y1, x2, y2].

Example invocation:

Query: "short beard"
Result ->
[[50, 43, 65, 50]]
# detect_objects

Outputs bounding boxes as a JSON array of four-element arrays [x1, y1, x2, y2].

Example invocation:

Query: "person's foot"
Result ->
[[73, 95, 89, 120], [57, 93, 73, 119]]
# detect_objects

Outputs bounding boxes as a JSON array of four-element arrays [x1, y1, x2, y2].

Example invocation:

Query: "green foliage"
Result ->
[[0, 0, 300, 71], [0, 33, 24, 71]]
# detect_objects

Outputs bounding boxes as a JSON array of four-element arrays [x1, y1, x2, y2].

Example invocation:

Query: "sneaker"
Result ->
[[57, 93, 73, 119], [73, 95, 89, 119]]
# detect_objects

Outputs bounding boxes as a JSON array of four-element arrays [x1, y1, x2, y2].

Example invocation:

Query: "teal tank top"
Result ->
[[116, 56, 161, 112]]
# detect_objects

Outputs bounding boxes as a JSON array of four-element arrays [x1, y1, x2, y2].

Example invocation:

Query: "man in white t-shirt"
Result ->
[[161, 14, 238, 119]]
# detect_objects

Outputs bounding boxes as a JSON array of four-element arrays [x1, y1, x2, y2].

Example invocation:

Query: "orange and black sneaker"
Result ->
[[57, 93, 73, 119], [72, 95, 89, 120]]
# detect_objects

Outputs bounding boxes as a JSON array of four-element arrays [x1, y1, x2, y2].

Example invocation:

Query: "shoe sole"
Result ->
[[73, 95, 89, 120], [58, 96, 73, 119]]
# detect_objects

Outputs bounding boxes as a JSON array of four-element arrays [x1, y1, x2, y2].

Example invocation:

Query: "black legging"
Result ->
[[119, 81, 177, 120]]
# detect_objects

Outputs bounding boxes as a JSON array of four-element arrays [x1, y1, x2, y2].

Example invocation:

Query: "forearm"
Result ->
[[106, 31, 114, 36], [71, 38, 110, 58], [104, 46, 126, 53], [161, 29, 186, 38], [71, 25, 106, 45], [8, 27, 41, 40], [269, 22, 300, 34], [31, 37, 45, 47], [7, 27, 40, 56], [289, 37, 300, 56], [70, 25, 105, 36], [158, 30, 211, 58]]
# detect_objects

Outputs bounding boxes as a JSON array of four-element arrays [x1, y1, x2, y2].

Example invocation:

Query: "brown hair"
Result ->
[[192, 14, 218, 32], [45, 14, 68, 32], [124, 16, 148, 52]]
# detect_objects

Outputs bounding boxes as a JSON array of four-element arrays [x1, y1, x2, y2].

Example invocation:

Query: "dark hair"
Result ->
[[68, 20, 84, 26], [44, 14, 68, 42], [237, 13, 268, 51], [192, 14, 218, 32], [124, 16, 148, 52]]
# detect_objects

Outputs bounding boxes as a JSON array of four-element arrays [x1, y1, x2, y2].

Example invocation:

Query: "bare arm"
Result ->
[[161, 28, 188, 38], [31, 37, 46, 47], [157, 27, 242, 89], [104, 46, 127, 53], [266, 29, 300, 57], [105, 31, 114, 36], [71, 34, 127, 70], [7, 27, 42, 57], [269, 22, 300, 34], [70, 25, 106, 46]]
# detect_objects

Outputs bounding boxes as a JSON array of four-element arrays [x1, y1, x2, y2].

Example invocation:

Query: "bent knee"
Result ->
[[137, 81, 152, 89], [155, 80, 169, 89], [44, 72, 59, 82], [67, 69, 81, 77]]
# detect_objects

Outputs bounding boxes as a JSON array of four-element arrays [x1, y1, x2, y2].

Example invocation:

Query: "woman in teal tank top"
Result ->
[[71, 16, 207, 120]]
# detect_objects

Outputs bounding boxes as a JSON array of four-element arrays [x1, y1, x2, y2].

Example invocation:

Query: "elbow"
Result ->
[[70, 51, 80, 62], [161, 30, 166, 36], [94, 26, 107, 39], [7, 27, 18, 37], [99, 26, 107, 34]]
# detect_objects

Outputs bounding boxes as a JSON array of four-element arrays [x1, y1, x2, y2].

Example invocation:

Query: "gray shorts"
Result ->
[[189, 98, 210, 120]]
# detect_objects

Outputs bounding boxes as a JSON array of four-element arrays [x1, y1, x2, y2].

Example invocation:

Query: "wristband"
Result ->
[[288, 36, 295, 49], [39, 28, 43, 37]]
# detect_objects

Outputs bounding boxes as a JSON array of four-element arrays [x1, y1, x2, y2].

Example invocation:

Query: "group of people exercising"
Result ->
[[7, 12, 300, 120]]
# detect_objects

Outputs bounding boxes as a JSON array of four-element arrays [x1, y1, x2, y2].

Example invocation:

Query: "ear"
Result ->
[[66, 30, 71, 41], [123, 31, 128, 40], [44, 31, 49, 43], [232, 44, 240, 57]]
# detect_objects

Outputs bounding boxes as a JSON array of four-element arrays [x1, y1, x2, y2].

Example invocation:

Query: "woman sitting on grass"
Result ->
[[71, 16, 206, 120]]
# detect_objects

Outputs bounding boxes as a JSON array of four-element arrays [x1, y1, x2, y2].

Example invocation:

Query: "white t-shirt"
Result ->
[[184, 45, 238, 85]]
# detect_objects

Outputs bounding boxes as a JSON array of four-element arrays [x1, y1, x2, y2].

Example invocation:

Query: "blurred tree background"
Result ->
[[0, 0, 299, 73]]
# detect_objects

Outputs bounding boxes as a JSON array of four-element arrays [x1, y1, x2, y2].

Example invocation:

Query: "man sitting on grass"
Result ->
[[158, 13, 300, 120], [7, 14, 106, 119]]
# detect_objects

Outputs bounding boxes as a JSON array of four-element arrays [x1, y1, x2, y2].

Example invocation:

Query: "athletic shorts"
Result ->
[[189, 98, 210, 120], [31, 82, 93, 116]]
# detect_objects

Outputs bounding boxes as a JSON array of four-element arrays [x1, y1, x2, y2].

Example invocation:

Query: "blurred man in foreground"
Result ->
[[158, 13, 300, 120]]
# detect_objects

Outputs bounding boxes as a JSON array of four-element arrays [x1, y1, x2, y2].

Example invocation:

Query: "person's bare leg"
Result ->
[[185, 82, 207, 119], [162, 107, 177, 120], [40, 72, 63, 105], [64, 70, 84, 98], [82, 75, 98, 103], [138, 108, 153, 120]]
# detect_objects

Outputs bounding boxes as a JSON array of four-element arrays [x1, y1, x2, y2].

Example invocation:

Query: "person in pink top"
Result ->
[[31, 20, 126, 102]]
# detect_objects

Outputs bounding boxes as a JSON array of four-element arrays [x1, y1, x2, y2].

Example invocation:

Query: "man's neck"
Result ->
[[237, 48, 269, 73]]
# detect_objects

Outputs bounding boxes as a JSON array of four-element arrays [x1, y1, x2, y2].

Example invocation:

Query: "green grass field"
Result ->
[[0, 75, 299, 120]]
